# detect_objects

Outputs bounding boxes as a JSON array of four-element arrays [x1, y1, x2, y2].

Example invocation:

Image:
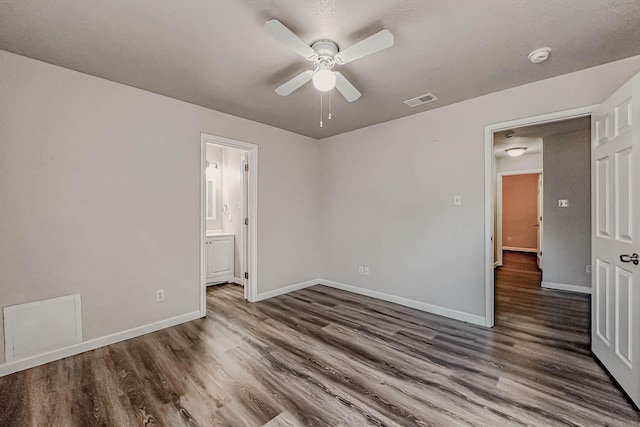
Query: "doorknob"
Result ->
[[620, 253, 639, 265]]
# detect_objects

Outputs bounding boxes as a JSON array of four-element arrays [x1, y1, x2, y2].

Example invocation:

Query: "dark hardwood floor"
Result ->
[[1, 264, 638, 426]]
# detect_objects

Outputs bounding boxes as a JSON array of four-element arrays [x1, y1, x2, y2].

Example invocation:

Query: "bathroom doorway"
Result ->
[[200, 134, 258, 314]]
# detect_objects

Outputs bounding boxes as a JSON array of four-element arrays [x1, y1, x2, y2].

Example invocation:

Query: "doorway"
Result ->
[[492, 116, 592, 307], [484, 106, 594, 327], [496, 170, 543, 269], [200, 133, 258, 316]]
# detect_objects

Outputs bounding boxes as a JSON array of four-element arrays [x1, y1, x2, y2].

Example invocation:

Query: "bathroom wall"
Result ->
[[206, 145, 223, 231], [222, 146, 245, 278]]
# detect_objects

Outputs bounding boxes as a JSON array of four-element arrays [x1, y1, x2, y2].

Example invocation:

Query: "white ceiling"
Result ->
[[1, 1, 639, 139], [494, 116, 591, 157]]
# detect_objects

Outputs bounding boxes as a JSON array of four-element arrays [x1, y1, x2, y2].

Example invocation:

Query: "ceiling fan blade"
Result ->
[[334, 72, 361, 102], [275, 70, 314, 96], [334, 29, 394, 65], [264, 19, 316, 60]]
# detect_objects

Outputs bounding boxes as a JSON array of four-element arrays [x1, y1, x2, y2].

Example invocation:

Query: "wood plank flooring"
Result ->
[[1, 262, 639, 426]]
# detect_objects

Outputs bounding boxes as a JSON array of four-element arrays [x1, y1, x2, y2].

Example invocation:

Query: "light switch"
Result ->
[[558, 200, 569, 208], [454, 195, 462, 206]]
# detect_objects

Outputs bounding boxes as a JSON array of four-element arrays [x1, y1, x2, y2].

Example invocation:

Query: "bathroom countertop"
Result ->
[[206, 232, 234, 237]]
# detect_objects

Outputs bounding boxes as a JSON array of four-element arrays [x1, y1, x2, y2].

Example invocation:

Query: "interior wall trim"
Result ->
[[0, 310, 201, 378], [502, 246, 538, 253], [541, 281, 592, 294], [318, 279, 486, 326], [254, 279, 319, 302]]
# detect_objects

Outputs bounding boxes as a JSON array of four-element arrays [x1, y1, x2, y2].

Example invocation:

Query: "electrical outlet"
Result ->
[[358, 266, 364, 275], [586, 265, 592, 273], [156, 290, 165, 302], [558, 199, 569, 208], [364, 267, 370, 276], [454, 195, 462, 206]]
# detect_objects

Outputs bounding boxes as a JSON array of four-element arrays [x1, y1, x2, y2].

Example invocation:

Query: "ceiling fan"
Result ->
[[264, 19, 394, 102]]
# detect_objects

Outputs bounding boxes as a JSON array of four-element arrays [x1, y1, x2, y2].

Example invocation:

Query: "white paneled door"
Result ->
[[592, 71, 640, 407]]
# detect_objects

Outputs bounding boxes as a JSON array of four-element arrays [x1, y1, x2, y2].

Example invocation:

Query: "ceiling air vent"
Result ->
[[403, 93, 438, 107]]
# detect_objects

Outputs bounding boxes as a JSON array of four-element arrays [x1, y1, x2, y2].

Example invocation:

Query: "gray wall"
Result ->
[[318, 57, 640, 321], [0, 50, 320, 364], [542, 129, 591, 288]]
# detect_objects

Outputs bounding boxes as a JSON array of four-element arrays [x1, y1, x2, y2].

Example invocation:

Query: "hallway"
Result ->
[[495, 250, 587, 335]]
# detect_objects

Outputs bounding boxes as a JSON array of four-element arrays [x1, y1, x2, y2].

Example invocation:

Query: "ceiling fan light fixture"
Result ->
[[505, 147, 527, 157], [312, 68, 336, 92]]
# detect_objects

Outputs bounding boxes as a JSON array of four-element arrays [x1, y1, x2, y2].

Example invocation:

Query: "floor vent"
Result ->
[[4, 294, 82, 362], [403, 93, 438, 107]]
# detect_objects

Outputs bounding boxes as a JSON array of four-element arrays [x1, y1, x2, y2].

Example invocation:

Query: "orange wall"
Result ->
[[502, 174, 539, 249]]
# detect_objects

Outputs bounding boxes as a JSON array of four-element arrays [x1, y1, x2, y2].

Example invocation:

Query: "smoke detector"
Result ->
[[528, 47, 552, 64], [404, 93, 438, 107]]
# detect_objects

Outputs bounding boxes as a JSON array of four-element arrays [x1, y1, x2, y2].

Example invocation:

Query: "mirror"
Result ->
[[206, 162, 218, 221], [206, 179, 217, 220]]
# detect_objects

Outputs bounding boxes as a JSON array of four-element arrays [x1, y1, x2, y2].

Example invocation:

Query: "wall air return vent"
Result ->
[[403, 93, 438, 107]]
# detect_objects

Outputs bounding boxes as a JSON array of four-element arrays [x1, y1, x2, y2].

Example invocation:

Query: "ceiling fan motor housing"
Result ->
[[311, 40, 338, 68]]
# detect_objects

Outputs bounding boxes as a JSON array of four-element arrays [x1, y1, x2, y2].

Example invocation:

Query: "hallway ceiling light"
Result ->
[[505, 147, 528, 157]]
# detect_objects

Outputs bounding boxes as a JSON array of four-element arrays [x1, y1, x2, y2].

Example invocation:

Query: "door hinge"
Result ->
[[244, 164, 249, 172], [244, 272, 249, 280], [244, 218, 249, 225]]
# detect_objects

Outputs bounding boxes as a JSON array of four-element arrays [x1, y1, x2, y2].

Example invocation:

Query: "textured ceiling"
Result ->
[[494, 116, 591, 157], [1, 1, 639, 139]]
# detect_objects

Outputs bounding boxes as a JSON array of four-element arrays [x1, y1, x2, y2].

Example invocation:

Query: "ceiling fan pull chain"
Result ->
[[328, 90, 332, 120], [320, 91, 323, 127]]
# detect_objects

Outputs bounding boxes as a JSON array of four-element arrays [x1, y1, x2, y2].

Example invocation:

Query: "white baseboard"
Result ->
[[503, 246, 538, 253], [317, 279, 486, 326], [541, 281, 591, 294], [254, 279, 319, 302], [206, 277, 244, 286], [0, 310, 201, 377], [206, 274, 234, 286]]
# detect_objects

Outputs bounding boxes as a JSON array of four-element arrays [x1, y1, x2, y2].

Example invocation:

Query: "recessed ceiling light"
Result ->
[[505, 147, 528, 157], [528, 47, 552, 64]]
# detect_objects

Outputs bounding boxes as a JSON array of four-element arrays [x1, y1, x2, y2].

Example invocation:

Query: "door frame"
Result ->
[[496, 169, 543, 267], [484, 105, 596, 327], [200, 133, 259, 317], [240, 157, 249, 300]]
